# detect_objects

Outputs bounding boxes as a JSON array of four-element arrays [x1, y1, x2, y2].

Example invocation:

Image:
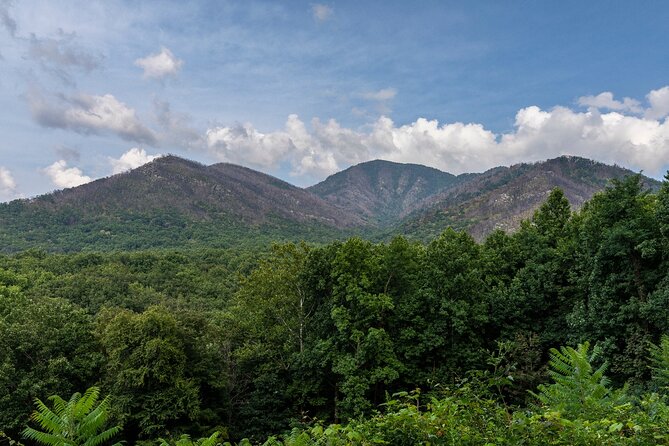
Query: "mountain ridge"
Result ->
[[0, 154, 660, 251]]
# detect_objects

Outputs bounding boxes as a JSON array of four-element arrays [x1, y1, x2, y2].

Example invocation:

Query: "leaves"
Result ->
[[22, 386, 121, 446]]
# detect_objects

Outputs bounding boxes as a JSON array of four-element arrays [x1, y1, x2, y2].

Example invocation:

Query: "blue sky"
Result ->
[[1, 0, 669, 201]]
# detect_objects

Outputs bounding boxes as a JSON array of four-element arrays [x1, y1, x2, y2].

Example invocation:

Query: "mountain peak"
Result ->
[[309, 159, 456, 225], [0, 155, 659, 252]]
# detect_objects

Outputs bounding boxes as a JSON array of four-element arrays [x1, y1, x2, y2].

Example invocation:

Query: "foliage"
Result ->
[[5, 172, 669, 444], [649, 335, 669, 391], [157, 432, 222, 446], [530, 342, 624, 420], [22, 387, 121, 446]]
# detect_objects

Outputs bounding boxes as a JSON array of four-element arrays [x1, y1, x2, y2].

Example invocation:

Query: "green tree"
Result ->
[[22, 386, 121, 446], [0, 283, 100, 436], [569, 175, 663, 385], [418, 229, 489, 382], [327, 238, 402, 418], [494, 188, 577, 356], [96, 306, 201, 438]]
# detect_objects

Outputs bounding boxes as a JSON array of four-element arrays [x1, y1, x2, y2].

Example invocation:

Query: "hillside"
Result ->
[[308, 159, 458, 225], [0, 155, 659, 251], [0, 156, 363, 252], [398, 156, 661, 240]]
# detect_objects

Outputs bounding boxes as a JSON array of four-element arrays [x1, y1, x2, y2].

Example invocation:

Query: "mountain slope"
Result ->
[[36, 156, 362, 227], [0, 155, 660, 252], [308, 159, 458, 225], [0, 156, 363, 252], [399, 156, 661, 240]]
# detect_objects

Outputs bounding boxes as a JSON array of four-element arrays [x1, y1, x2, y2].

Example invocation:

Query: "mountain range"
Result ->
[[0, 155, 660, 252]]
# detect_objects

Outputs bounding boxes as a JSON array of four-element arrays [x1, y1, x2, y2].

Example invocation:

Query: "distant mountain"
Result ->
[[0, 156, 362, 252], [0, 155, 660, 252], [398, 156, 661, 240], [308, 159, 458, 225], [35, 156, 362, 227]]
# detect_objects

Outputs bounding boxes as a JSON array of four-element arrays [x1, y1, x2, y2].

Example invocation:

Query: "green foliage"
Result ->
[[96, 306, 203, 438], [530, 342, 623, 420], [649, 335, 669, 391], [158, 432, 222, 446], [6, 174, 669, 444], [0, 286, 101, 435], [22, 386, 121, 446]]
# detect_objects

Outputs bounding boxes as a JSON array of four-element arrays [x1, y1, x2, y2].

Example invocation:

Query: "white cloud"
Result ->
[[578, 91, 642, 113], [362, 88, 397, 101], [206, 121, 295, 169], [28, 90, 157, 144], [0, 166, 16, 194], [43, 160, 91, 189], [202, 85, 669, 182], [645, 86, 669, 120], [312, 4, 333, 21], [135, 47, 183, 79], [109, 148, 160, 174]]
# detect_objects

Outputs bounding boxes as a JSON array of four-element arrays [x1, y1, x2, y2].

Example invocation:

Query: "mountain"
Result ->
[[0, 156, 363, 252], [397, 156, 661, 240], [0, 155, 660, 252], [307, 159, 458, 225]]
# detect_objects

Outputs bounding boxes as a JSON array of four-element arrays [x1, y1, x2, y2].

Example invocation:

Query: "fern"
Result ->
[[649, 334, 669, 391], [530, 342, 621, 419], [157, 432, 222, 446], [22, 386, 122, 446]]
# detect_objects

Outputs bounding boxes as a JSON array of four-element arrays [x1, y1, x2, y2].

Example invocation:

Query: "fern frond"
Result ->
[[23, 387, 121, 446], [81, 426, 122, 446], [22, 427, 68, 446], [75, 387, 101, 419], [30, 400, 63, 434]]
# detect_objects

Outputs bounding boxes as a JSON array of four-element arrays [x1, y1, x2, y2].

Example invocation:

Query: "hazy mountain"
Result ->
[[0, 156, 363, 252], [307, 159, 458, 225], [398, 156, 661, 240], [0, 155, 659, 251]]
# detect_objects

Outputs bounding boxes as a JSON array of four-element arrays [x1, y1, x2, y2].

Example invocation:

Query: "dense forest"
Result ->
[[3, 173, 669, 445]]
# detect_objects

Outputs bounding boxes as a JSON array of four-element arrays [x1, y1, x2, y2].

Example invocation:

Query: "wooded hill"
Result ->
[[0, 155, 657, 252]]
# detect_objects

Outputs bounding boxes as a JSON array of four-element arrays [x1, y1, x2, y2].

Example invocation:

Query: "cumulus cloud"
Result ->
[[43, 160, 91, 189], [0, 166, 16, 195], [312, 4, 333, 21], [203, 85, 669, 181], [206, 121, 295, 169], [28, 90, 157, 144], [0, 0, 16, 37], [578, 91, 642, 113], [29, 30, 103, 83], [645, 86, 669, 120], [109, 148, 160, 174], [135, 47, 183, 79]]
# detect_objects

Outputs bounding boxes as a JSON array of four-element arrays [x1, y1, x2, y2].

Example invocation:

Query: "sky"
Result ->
[[1, 0, 669, 201]]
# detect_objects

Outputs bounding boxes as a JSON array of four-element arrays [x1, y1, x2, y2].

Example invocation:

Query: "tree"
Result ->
[[418, 229, 489, 382], [496, 188, 577, 352], [0, 286, 101, 436], [326, 238, 402, 418], [569, 175, 663, 385], [96, 306, 201, 439], [22, 386, 121, 446]]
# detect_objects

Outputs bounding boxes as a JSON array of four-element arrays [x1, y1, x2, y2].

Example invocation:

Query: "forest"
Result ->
[[3, 173, 669, 445]]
